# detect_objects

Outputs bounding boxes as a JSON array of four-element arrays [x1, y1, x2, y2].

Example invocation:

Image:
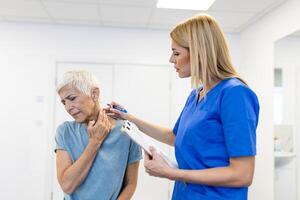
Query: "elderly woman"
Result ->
[[54, 70, 142, 200]]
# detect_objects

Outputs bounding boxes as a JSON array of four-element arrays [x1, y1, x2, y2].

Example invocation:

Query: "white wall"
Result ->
[[239, 0, 300, 199], [275, 36, 300, 125], [274, 36, 300, 200], [275, 36, 300, 66], [0, 21, 240, 200]]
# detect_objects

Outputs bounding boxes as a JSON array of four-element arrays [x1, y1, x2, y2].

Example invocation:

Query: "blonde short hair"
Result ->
[[170, 14, 245, 94], [56, 70, 99, 96]]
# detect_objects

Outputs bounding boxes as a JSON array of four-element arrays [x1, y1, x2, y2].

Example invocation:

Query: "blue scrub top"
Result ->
[[172, 78, 259, 200]]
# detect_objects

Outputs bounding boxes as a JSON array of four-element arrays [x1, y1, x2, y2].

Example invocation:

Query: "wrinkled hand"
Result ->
[[87, 109, 112, 145], [104, 101, 129, 120], [144, 147, 173, 179]]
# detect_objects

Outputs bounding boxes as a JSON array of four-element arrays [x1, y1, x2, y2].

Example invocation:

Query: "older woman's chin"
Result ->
[[73, 116, 87, 123]]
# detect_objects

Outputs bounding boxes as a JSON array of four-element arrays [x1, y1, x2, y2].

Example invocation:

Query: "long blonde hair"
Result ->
[[170, 14, 245, 95]]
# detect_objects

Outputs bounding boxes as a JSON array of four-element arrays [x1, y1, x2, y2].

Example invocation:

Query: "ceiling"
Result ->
[[0, 0, 287, 33]]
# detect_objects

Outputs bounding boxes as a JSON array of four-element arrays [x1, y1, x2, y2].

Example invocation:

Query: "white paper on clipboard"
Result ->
[[121, 120, 178, 169]]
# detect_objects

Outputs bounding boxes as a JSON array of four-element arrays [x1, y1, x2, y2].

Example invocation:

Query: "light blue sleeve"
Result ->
[[128, 140, 142, 164], [54, 123, 67, 153], [220, 85, 260, 157]]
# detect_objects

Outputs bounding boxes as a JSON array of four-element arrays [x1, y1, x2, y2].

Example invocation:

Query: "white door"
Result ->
[[52, 62, 174, 200], [114, 64, 173, 200]]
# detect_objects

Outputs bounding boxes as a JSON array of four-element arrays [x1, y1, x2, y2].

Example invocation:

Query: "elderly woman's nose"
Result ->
[[65, 101, 72, 110]]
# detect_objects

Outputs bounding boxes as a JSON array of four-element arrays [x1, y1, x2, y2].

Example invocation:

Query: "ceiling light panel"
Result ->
[[157, 0, 216, 11]]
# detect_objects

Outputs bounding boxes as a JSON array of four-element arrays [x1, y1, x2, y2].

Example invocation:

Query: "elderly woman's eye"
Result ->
[[70, 97, 77, 101]]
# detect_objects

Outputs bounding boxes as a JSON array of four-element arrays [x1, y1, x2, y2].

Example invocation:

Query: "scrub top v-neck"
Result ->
[[172, 78, 259, 200]]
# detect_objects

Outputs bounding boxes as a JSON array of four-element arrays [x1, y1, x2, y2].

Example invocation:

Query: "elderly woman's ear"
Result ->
[[91, 87, 100, 101]]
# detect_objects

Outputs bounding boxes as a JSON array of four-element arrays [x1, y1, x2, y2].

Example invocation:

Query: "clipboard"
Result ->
[[121, 120, 178, 169]]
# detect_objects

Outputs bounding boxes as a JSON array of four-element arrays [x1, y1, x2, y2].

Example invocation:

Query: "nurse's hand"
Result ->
[[104, 101, 129, 120], [144, 147, 173, 179]]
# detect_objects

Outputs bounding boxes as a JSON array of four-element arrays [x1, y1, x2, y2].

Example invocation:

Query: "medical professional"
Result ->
[[107, 14, 259, 200], [54, 71, 142, 200]]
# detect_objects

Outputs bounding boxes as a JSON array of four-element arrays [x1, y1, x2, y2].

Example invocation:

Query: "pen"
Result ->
[[107, 104, 128, 113]]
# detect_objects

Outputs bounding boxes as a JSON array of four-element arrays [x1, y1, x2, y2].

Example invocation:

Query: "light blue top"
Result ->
[[172, 78, 259, 200], [54, 120, 142, 200]]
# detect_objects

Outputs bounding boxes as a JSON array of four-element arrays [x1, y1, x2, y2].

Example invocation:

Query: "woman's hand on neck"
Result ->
[[92, 106, 116, 127]]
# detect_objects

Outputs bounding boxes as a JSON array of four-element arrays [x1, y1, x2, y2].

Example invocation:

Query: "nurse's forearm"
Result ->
[[167, 157, 255, 187], [127, 114, 175, 146]]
